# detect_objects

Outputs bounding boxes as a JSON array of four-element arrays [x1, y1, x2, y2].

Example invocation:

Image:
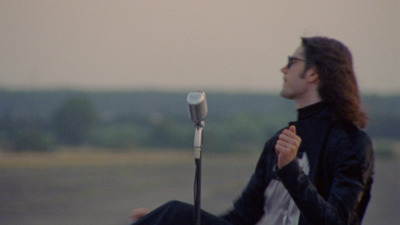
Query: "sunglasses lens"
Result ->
[[287, 57, 293, 68]]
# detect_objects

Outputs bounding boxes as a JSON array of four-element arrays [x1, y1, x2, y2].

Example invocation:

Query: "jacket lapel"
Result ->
[[293, 116, 332, 181]]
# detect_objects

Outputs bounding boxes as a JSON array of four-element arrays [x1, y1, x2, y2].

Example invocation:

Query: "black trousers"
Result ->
[[131, 200, 232, 225]]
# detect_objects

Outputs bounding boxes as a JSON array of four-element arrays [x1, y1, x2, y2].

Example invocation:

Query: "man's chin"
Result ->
[[280, 90, 293, 100], [281, 92, 296, 100]]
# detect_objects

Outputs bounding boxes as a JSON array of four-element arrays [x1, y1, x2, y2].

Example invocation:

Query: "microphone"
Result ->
[[187, 91, 208, 126], [186, 91, 207, 225], [186, 91, 207, 158]]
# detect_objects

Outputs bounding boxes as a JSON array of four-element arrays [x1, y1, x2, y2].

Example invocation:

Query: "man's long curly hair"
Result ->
[[301, 36, 368, 129]]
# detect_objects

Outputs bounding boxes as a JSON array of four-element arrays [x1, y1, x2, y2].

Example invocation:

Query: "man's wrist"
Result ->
[[276, 159, 301, 180]]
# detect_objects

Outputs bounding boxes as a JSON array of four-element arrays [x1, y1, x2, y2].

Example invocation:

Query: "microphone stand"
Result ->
[[193, 121, 204, 225]]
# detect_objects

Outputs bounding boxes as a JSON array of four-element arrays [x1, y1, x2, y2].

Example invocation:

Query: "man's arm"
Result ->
[[276, 133, 374, 225]]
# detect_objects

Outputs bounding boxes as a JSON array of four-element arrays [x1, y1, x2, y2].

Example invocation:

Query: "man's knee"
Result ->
[[165, 200, 191, 209], [165, 200, 182, 206], [164, 200, 193, 214]]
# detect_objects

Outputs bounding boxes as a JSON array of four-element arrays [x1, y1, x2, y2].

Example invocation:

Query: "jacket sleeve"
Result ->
[[276, 133, 374, 225], [220, 136, 278, 225]]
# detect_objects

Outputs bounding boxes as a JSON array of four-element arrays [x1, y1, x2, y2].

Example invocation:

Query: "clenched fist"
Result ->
[[275, 125, 301, 169]]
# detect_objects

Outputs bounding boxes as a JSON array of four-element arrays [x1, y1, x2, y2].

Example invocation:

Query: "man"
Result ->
[[130, 36, 374, 225]]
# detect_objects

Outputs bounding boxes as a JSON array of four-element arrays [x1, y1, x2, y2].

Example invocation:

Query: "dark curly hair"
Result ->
[[301, 36, 368, 129]]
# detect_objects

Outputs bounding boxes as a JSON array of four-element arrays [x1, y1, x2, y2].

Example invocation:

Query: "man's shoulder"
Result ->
[[328, 121, 373, 155], [331, 121, 370, 141]]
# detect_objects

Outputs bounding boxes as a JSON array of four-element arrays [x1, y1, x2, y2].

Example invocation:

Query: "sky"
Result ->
[[1, 0, 399, 94]]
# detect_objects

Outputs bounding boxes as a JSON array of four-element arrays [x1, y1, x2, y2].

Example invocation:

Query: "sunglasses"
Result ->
[[287, 56, 313, 69]]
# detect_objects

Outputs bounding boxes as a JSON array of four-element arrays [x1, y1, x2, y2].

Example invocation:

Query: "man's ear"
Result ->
[[306, 67, 319, 83]]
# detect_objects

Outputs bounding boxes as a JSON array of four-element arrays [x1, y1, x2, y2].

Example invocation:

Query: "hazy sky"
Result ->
[[1, 0, 399, 94]]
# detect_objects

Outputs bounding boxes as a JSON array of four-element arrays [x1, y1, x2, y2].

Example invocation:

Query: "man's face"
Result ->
[[280, 46, 310, 100]]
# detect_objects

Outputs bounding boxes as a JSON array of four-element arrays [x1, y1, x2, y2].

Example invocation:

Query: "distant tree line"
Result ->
[[0, 90, 398, 155], [0, 95, 96, 151]]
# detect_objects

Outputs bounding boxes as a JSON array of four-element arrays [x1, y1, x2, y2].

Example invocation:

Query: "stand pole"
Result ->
[[194, 157, 201, 225], [193, 124, 203, 225]]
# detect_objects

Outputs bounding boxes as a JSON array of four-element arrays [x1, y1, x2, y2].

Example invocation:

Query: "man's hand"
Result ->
[[275, 125, 301, 169], [130, 207, 149, 222]]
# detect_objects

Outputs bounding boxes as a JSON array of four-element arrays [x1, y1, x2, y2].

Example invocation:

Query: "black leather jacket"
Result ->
[[221, 102, 374, 225]]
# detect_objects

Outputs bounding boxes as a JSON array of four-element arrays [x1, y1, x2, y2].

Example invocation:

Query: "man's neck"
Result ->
[[296, 97, 322, 109], [297, 101, 328, 121], [295, 88, 322, 109]]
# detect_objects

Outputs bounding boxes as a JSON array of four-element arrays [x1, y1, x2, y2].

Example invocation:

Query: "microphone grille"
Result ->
[[187, 91, 208, 124]]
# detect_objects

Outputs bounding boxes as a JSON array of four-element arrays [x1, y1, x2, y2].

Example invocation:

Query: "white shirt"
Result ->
[[256, 153, 310, 225]]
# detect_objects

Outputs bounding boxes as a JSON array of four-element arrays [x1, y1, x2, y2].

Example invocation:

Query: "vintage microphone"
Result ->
[[187, 91, 207, 225]]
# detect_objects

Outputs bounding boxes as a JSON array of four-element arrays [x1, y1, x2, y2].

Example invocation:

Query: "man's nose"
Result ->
[[281, 66, 288, 74]]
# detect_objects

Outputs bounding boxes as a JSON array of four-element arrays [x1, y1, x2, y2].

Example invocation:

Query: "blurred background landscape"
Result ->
[[0, 90, 399, 156], [1, 0, 399, 224], [0, 90, 399, 225]]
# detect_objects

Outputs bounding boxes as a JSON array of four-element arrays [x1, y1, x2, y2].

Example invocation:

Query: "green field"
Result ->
[[1, 150, 399, 225]]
